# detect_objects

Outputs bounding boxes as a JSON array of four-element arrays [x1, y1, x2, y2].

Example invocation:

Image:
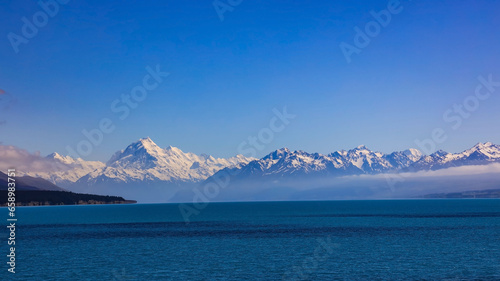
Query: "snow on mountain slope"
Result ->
[[330, 145, 397, 173], [384, 149, 424, 170], [16, 140, 500, 193], [212, 145, 425, 183], [20, 153, 105, 186], [17, 138, 253, 188], [258, 148, 336, 176], [206, 142, 500, 184], [411, 142, 500, 170], [459, 142, 500, 160], [77, 137, 254, 185]]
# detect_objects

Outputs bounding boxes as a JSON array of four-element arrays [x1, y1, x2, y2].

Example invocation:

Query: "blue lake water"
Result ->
[[3, 199, 500, 280]]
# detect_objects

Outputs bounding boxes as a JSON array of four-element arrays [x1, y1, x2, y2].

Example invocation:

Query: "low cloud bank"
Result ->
[[351, 163, 500, 180], [181, 163, 500, 202]]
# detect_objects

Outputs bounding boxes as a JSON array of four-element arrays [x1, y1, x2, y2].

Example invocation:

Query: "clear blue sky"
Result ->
[[1, 0, 500, 161]]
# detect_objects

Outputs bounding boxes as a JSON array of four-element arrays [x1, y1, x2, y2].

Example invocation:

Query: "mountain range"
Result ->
[[20, 137, 253, 186], [186, 142, 500, 202], [209, 142, 500, 181], [12, 139, 500, 202]]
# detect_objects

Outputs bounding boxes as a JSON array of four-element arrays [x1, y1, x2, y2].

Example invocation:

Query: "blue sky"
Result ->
[[1, 0, 500, 161]]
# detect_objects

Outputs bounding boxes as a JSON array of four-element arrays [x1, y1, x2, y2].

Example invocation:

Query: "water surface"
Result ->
[[5, 199, 500, 280]]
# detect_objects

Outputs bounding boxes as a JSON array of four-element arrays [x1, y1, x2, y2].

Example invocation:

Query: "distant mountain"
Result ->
[[20, 152, 105, 186], [0, 171, 66, 191], [16, 138, 252, 202], [12, 137, 253, 202], [10, 140, 500, 202], [411, 142, 500, 170], [207, 145, 427, 183], [18, 138, 253, 190], [77, 137, 254, 186], [208, 142, 500, 181]]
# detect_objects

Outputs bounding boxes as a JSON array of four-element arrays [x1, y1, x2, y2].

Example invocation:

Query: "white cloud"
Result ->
[[0, 145, 70, 173], [342, 163, 500, 181]]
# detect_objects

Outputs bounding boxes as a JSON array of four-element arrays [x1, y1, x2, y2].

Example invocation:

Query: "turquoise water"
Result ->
[[3, 200, 500, 280]]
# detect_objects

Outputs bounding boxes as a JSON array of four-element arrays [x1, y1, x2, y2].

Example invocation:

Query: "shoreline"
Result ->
[[0, 190, 136, 207], [0, 200, 137, 207]]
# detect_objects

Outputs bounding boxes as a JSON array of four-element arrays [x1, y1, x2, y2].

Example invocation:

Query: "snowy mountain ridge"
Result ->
[[206, 142, 500, 182], [18, 140, 500, 191], [21, 137, 254, 187], [20, 152, 105, 186], [78, 137, 254, 185]]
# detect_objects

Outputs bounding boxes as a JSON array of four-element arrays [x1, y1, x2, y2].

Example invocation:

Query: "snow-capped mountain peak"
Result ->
[[20, 137, 255, 188], [77, 138, 256, 185], [17, 140, 500, 197], [403, 148, 423, 161], [19, 152, 105, 186], [462, 142, 500, 159], [126, 137, 163, 155], [408, 142, 500, 171], [46, 152, 76, 164], [263, 148, 291, 160], [207, 142, 500, 186], [107, 138, 165, 169]]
